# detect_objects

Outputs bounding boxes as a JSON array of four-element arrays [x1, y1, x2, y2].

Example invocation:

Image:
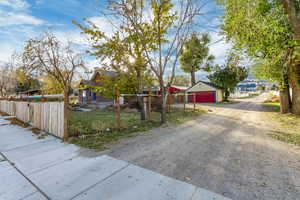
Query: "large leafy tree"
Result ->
[[208, 55, 248, 101], [279, 0, 300, 114], [180, 33, 215, 86], [219, 0, 298, 113], [0, 61, 17, 97], [76, 0, 205, 123]]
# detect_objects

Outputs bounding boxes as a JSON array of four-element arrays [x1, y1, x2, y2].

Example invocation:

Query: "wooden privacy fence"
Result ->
[[0, 100, 64, 139]]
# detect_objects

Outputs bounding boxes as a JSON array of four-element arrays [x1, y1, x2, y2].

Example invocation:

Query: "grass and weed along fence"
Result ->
[[0, 100, 64, 138]]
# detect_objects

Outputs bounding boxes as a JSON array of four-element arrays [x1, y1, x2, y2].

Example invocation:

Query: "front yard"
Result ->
[[263, 102, 300, 146], [69, 107, 206, 150]]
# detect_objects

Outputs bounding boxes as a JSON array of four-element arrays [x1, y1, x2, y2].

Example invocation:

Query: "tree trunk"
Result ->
[[191, 71, 196, 86], [289, 63, 300, 114], [280, 0, 300, 114], [138, 96, 146, 120], [224, 89, 230, 101], [279, 74, 292, 113], [63, 89, 69, 141], [160, 85, 167, 124], [279, 87, 291, 114]]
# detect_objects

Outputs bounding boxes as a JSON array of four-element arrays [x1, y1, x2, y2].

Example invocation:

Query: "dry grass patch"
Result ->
[[263, 102, 300, 146], [0, 112, 9, 116], [6, 118, 30, 128], [30, 127, 41, 135], [37, 133, 49, 140]]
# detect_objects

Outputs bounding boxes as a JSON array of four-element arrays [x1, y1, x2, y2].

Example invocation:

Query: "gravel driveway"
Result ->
[[106, 94, 300, 200]]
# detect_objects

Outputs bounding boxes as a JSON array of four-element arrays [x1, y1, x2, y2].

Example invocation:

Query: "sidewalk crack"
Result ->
[[0, 151, 51, 200], [70, 163, 131, 200]]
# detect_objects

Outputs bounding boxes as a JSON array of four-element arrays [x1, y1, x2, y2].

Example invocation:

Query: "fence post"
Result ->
[[167, 93, 172, 113], [63, 90, 69, 141], [184, 92, 186, 112], [148, 92, 152, 120], [116, 90, 121, 130], [193, 93, 196, 111]]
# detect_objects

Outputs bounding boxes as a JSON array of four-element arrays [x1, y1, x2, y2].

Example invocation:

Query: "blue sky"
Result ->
[[0, 0, 231, 77]]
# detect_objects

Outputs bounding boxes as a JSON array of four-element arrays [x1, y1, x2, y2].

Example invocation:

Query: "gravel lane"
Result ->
[[106, 94, 300, 200]]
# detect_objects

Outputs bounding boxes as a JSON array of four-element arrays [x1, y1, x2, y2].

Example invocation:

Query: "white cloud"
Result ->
[[0, 42, 17, 62], [0, 0, 29, 10], [0, 26, 38, 62], [0, 0, 44, 27], [86, 16, 117, 37], [85, 58, 102, 70], [53, 29, 89, 48], [0, 11, 44, 26]]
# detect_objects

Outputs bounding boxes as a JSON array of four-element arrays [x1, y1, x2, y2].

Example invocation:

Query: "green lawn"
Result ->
[[262, 102, 300, 146], [69, 107, 205, 150]]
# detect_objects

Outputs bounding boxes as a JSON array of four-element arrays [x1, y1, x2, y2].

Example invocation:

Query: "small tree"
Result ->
[[84, 72, 138, 100], [180, 32, 215, 86], [208, 55, 248, 101], [14, 68, 41, 94], [22, 32, 85, 140], [0, 61, 17, 97], [74, 5, 154, 120]]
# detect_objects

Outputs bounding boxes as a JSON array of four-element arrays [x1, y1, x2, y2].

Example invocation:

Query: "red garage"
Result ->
[[186, 81, 223, 103]]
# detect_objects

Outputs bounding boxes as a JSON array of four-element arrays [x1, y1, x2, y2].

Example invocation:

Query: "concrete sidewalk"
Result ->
[[0, 117, 230, 200]]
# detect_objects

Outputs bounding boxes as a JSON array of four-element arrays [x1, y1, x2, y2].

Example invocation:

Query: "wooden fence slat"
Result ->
[[0, 100, 64, 139]]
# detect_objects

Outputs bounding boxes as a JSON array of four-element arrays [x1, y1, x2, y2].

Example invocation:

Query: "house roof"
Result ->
[[80, 80, 99, 86], [80, 71, 118, 86], [187, 80, 223, 91], [90, 71, 117, 81], [19, 89, 42, 94]]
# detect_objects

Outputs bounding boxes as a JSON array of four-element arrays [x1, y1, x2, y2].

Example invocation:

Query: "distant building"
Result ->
[[78, 71, 117, 104], [19, 89, 43, 97], [236, 79, 269, 91]]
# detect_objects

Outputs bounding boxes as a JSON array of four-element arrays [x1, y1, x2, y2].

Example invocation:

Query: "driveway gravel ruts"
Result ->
[[106, 94, 300, 200]]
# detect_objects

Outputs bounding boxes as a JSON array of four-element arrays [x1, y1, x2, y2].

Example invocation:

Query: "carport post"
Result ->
[[148, 92, 152, 120], [63, 90, 69, 141]]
